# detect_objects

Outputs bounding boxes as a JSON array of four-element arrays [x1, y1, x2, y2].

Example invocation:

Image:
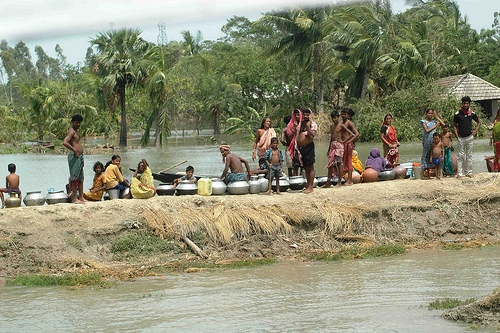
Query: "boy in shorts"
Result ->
[[265, 137, 285, 195]]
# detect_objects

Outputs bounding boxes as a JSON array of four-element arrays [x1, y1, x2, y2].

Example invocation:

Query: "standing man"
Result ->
[[453, 96, 481, 179], [296, 108, 318, 194], [63, 114, 85, 204]]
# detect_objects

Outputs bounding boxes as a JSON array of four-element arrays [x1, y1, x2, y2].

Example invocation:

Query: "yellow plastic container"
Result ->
[[197, 177, 212, 196]]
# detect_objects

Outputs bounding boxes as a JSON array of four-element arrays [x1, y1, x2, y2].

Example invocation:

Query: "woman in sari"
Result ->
[[130, 158, 156, 199], [419, 108, 444, 171], [380, 114, 400, 166], [253, 117, 276, 161], [286, 109, 302, 176]]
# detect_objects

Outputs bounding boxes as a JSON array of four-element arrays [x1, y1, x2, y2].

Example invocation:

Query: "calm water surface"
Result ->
[[1, 246, 499, 332], [0, 137, 494, 195]]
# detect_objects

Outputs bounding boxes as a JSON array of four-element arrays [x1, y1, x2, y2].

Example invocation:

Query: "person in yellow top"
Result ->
[[83, 161, 107, 201], [104, 155, 130, 192], [130, 158, 156, 199], [352, 150, 363, 174]]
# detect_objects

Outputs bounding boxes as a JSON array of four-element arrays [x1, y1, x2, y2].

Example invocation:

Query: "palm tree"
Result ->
[[327, 4, 385, 99], [181, 30, 203, 56], [256, 7, 331, 112], [141, 45, 171, 147], [90, 29, 149, 147]]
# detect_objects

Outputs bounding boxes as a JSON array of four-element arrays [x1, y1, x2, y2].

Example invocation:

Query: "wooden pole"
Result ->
[[181, 235, 208, 258], [159, 160, 188, 174]]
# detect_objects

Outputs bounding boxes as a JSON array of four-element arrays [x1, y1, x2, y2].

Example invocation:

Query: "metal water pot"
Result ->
[[227, 180, 249, 195], [271, 176, 289, 192], [5, 193, 21, 208], [248, 175, 261, 194], [258, 174, 269, 192], [210, 178, 227, 195], [23, 191, 46, 206], [378, 169, 396, 181], [46, 191, 70, 205], [157, 183, 175, 196], [176, 181, 198, 195], [288, 176, 306, 191], [316, 176, 329, 187], [120, 187, 130, 198]]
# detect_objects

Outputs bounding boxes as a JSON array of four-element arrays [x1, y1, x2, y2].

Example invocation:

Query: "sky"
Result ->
[[0, 0, 498, 66]]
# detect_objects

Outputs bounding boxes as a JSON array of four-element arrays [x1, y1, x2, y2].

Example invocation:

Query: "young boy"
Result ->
[[440, 123, 454, 176], [430, 132, 444, 180], [323, 110, 354, 188], [265, 137, 285, 195], [174, 165, 197, 187], [0, 163, 21, 208], [63, 114, 85, 204], [341, 108, 359, 186]]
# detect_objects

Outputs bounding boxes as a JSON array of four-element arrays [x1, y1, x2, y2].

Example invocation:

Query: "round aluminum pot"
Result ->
[[103, 192, 110, 200], [46, 191, 70, 205], [157, 183, 175, 196], [288, 176, 306, 191], [378, 169, 396, 181], [227, 180, 249, 195], [393, 165, 407, 179], [248, 175, 261, 194], [107, 189, 120, 200], [313, 177, 318, 188], [5, 193, 21, 208], [120, 187, 130, 198], [258, 174, 269, 192], [23, 191, 46, 206], [271, 176, 289, 192], [176, 181, 198, 195], [210, 178, 227, 195], [330, 177, 347, 186], [316, 176, 329, 187]]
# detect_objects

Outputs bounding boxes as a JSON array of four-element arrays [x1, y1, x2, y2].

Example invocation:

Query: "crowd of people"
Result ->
[[2, 95, 498, 206]]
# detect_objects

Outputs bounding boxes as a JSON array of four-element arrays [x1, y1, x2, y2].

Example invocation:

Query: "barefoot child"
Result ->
[[174, 166, 197, 187], [430, 132, 444, 180], [323, 110, 354, 188], [440, 123, 454, 176], [83, 162, 107, 201], [0, 163, 21, 208], [265, 137, 285, 195], [341, 108, 359, 186], [63, 114, 85, 203]]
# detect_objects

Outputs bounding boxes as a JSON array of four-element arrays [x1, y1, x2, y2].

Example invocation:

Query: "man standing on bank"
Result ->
[[63, 114, 85, 204], [453, 96, 481, 179]]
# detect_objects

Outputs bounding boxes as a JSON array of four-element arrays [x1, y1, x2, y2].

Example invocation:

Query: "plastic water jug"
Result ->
[[197, 178, 212, 196]]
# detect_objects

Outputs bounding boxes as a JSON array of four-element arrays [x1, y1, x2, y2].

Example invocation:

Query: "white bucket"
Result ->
[[107, 189, 120, 200]]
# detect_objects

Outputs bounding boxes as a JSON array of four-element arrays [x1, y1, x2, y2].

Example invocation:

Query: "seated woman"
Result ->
[[104, 155, 130, 196], [83, 161, 107, 201], [365, 148, 387, 175], [352, 150, 363, 174], [130, 158, 156, 199]]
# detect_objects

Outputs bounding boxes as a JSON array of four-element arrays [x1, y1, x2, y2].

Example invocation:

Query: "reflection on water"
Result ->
[[0, 137, 494, 194], [1, 246, 499, 332]]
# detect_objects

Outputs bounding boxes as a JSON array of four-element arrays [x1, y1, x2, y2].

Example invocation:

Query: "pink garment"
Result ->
[[257, 128, 276, 158], [325, 141, 344, 169], [287, 110, 302, 164]]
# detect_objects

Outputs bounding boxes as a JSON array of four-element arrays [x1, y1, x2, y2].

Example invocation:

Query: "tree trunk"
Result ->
[[38, 124, 43, 141], [155, 108, 161, 147], [298, 75, 305, 109], [213, 106, 220, 136], [312, 45, 320, 113], [118, 80, 127, 147], [361, 71, 371, 100]]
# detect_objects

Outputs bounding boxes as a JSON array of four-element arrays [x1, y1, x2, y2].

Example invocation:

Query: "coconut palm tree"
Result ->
[[141, 45, 171, 147], [90, 29, 149, 147], [256, 7, 331, 112]]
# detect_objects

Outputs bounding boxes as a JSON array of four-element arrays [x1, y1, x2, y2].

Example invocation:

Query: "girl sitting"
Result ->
[[104, 155, 130, 197], [83, 161, 107, 201]]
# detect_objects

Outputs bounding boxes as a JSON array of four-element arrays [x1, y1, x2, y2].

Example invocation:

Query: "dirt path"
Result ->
[[1, 173, 499, 278]]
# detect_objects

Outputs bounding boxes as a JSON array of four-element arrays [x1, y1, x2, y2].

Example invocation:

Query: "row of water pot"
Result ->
[[158, 174, 351, 196]]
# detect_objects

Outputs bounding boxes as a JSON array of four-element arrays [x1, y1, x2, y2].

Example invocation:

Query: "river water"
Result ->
[[0, 136, 494, 195], [1, 246, 499, 332]]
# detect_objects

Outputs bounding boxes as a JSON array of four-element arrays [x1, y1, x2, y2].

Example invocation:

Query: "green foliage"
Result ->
[[6, 272, 113, 288], [110, 230, 181, 260], [427, 297, 476, 310], [309, 243, 406, 261]]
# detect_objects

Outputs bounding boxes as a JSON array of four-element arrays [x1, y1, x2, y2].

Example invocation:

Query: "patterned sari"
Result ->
[[419, 119, 437, 169]]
